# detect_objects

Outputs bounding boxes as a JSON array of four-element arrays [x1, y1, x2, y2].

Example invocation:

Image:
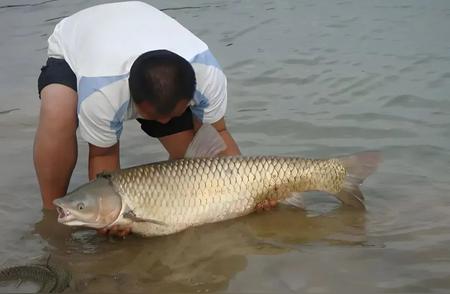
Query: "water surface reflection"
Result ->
[[34, 205, 367, 292]]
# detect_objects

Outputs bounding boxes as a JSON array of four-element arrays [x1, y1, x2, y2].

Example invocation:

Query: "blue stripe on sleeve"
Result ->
[[77, 74, 129, 111], [110, 100, 129, 138], [190, 50, 222, 70], [191, 90, 210, 121]]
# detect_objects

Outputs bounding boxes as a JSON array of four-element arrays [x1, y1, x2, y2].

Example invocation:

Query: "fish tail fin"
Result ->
[[334, 151, 382, 209]]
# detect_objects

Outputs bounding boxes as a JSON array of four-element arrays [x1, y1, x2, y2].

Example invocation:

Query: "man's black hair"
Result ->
[[129, 50, 196, 115]]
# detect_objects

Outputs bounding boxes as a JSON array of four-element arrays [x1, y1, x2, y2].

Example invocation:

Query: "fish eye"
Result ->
[[77, 203, 85, 210]]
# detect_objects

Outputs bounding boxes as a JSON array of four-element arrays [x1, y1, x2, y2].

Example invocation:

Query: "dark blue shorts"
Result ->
[[38, 58, 77, 95], [37, 58, 193, 138]]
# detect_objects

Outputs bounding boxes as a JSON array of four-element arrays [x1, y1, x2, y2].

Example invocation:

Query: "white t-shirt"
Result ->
[[47, 1, 227, 147]]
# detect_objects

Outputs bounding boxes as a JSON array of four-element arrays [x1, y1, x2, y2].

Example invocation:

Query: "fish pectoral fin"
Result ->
[[122, 211, 167, 226]]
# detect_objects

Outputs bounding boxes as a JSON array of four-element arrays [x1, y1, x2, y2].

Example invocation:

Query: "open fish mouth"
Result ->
[[53, 199, 76, 224], [52, 199, 101, 227], [55, 206, 72, 223]]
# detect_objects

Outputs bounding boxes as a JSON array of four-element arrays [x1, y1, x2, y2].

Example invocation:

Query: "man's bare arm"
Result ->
[[211, 117, 241, 156], [193, 117, 241, 156], [88, 142, 120, 180], [88, 142, 129, 236], [159, 116, 240, 159], [158, 129, 195, 160]]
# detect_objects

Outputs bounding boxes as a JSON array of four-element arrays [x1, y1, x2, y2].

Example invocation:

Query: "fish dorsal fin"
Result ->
[[185, 124, 226, 158]]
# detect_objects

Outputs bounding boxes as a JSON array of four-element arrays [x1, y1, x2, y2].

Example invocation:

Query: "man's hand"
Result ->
[[98, 225, 131, 238], [255, 199, 278, 212]]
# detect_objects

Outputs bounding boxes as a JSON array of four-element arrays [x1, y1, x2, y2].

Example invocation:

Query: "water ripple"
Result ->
[[236, 119, 417, 139], [383, 94, 450, 109]]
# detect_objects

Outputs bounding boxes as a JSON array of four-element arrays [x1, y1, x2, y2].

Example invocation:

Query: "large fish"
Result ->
[[54, 125, 380, 237]]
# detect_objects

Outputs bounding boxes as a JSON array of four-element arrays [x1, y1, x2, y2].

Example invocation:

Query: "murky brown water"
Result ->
[[1, 0, 450, 293]]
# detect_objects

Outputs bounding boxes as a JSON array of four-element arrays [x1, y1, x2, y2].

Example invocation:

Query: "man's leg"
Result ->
[[34, 84, 78, 209]]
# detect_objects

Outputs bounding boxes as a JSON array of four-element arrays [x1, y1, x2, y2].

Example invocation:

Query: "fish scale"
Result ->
[[110, 156, 347, 236]]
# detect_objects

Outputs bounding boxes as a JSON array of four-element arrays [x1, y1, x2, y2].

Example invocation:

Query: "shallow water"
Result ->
[[1, 0, 450, 293]]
